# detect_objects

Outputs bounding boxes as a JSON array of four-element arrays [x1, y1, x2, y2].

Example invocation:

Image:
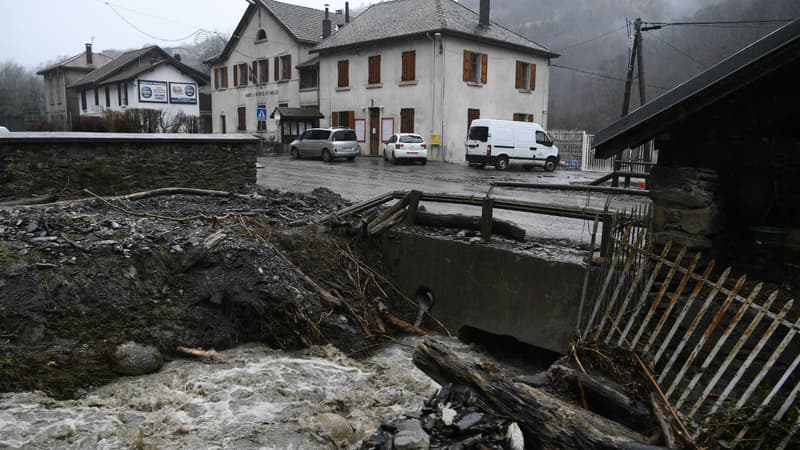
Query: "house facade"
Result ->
[[313, 0, 556, 162], [204, 0, 346, 138], [68, 46, 209, 123], [36, 44, 113, 130]]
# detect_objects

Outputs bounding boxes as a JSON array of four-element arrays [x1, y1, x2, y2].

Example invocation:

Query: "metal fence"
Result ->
[[549, 130, 659, 173], [581, 229, 800, 447]]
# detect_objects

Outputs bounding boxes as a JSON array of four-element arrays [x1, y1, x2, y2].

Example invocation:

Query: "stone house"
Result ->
[[36, 44, 113, 130], [68, 46, 209, 123], [592, 18, 800, 274]]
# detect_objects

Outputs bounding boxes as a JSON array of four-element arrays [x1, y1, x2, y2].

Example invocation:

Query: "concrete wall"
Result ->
[[0, 133, 257, 198], [382, 232, 592, 353]]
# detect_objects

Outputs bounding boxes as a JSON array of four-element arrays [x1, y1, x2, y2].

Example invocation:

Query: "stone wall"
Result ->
[[0, 133, 258, 198], [650, 166, 721, 249]]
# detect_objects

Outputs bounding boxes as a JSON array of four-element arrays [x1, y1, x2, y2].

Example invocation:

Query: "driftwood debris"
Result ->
[[367, 194, 411, 235], [651, 393, 678, 449], [377, 300, 428, 336], [178, 230, 226, 273], [177, 346, 223, 362], [271, 245, 342, 307], [548, 364, 652, 432], [413, 339, 665, 450], [415, 211, 526, 241]]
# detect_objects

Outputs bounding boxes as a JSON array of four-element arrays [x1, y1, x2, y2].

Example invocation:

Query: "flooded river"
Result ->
[[0, 339, 437, 449]]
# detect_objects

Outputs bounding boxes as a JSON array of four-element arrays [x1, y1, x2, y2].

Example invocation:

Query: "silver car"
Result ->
[[289, 128, 359, 162]]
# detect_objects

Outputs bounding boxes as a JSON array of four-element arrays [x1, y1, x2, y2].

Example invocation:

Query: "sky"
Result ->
[[1, 0, 359, 69]]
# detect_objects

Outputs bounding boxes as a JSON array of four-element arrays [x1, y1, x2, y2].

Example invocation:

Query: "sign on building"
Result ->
[[138, 80, 168, 103], [256, 106, 268, 122], [169, 82, 198, 104]]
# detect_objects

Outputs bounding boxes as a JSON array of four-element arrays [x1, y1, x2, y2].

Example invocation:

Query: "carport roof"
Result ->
[[270, 107, 324, 120]]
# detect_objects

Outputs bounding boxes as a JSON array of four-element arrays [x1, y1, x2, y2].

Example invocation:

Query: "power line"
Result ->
[[102, 1, 204, 42], [648, 34, 709, 69], [551, 64, 671, 90], [642, 18, 796, 29], [554, 25, 627, 52]]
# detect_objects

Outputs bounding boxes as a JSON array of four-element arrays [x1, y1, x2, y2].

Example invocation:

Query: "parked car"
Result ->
[[0, 126, 10, 133], [383, 133, 428, 165], [289, 128, 359, 162], [465, 119, 559, 171]]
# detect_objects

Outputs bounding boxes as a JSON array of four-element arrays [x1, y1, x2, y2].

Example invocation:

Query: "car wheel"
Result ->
[[495, 155, 509, 171], [290, 147, 299, 159], [544, 157, 557, 172], [421, 159, 427, 166], [383, 149, 388, 161], [391, 151, 397, 165], [322, 149, 332, 162], [346, 156, 355, 162]]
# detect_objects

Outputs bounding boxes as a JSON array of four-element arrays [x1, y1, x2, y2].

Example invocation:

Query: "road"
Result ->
[[256, 155, 648, 244]]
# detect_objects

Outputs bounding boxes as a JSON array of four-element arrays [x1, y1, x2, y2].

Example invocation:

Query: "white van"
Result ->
[[465, 119, 559, 171]]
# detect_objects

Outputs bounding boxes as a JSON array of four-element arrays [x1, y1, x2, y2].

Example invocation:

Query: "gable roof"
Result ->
[[68, 46, 209, 89], [593, 18, 800, 159], [311, 0, 556, 58], [36, 51, 113, 75], [205, 0, 347, 64]]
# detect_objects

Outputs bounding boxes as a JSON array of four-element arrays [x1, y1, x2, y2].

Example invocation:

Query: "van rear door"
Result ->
[[466, 124, 489, 161]]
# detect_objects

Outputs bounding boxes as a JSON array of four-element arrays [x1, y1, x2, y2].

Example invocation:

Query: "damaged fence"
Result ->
[[581, 225, 800, 447]]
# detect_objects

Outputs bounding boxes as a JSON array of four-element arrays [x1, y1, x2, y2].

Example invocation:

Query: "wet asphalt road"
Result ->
[[256, 155, 648, 243]]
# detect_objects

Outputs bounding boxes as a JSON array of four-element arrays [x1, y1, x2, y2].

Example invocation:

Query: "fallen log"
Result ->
[[367, 193, 411, 235], [377, 300, 427, 336], [651, 393, 678, 449], [415, 211, 526, 241], [413, 339, 665, 450], [3, 187, 253, 209], [548, 364, 652, 432]]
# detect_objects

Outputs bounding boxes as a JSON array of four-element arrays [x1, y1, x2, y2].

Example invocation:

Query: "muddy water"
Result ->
[[0, 339, 437, 449]]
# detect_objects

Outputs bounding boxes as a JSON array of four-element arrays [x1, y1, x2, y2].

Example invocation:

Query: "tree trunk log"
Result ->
[[413, 339, 665, 450], [415, 212, 526, 241]]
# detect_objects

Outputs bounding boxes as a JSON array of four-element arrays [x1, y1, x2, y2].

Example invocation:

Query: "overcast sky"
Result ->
[[2, 0, 360, 69]]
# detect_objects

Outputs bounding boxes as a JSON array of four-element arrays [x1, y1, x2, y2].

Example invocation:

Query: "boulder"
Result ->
[[394, 419, 430, 450], [315, 412, 354, 444], [112, 342, 163, 376]]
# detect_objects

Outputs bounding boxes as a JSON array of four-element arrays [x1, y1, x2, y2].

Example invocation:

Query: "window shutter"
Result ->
[[528, 114, 534, 123], [368, 56, 380, 84], [331, 111, 339, 127], [409, 52, 415, 81], [264, 59, 269, 82], [214, 68, 219, 89], [233, 65, 238, 86], [252, 61, 258, 83], [481, 53, 488, 84], [287, 55, 292, 79], [348, 111, 355, 130], [401, 51, 415, 82], [274, 57, 279, 81], [515, 62, 523, 89], [462, 50, 471, 81], [530, 64, 537, 91], [513, 113, 519, 121]]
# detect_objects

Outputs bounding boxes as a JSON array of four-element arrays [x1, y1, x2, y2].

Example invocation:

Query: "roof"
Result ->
[[270, 107, 324, 120], [206, 0, 347, 64], [68, 46, 209, 89], [36, 51, 113, 75], [593, 18, 800, 159], [311, 0, 556, 58]]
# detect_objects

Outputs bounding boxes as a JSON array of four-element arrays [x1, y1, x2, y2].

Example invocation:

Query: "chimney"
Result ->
[[85, 43, 93, 65], [345, 2, 350, 23], [322, 4, 332, 38], [173, 53, 182, 62], [479, 0, 490, 26]]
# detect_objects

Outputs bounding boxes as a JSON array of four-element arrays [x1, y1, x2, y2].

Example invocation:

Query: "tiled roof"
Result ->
[[312, 0, 556, 57], [36, 52, 113, 75], [69, 47, 158, 88]]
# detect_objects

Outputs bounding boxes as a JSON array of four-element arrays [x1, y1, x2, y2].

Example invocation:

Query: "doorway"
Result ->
[[369, 107, 380, 156]]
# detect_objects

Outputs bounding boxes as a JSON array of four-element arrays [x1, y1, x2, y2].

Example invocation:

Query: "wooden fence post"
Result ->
[[481, 197, 494, 241], [406, 190, 422, 225]]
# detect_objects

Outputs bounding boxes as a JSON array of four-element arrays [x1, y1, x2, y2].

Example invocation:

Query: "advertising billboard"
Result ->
[[169, 82, 198, 104], [138, 80, 168, 103]]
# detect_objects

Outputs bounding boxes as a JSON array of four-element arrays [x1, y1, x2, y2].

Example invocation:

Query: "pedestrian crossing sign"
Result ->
[[256, 107, 268, 122]]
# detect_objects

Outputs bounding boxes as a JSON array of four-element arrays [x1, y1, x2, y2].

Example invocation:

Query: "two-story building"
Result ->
[[68, 46, 209, 122], [36, 44, 113, 130], [312, 0, 557, 162], [204, 0, 347, 139]]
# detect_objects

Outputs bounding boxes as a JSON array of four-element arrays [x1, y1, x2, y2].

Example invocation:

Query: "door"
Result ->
[[369, 107, 380, 156]]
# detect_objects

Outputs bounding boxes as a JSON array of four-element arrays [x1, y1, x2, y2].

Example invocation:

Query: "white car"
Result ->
[[383, 133, 427, 165]]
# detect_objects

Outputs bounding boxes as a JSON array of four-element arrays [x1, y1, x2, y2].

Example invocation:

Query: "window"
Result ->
[[117, 83, 122, 105], [278, 102, 288, 108], [333, 129, 357, 141], [105, 86, 110, 107], [256, 29, 267, 41], [258, 59, 269, 83], [215, 67, 229, 89], [467, 108, 480, 130], [337, 60, 349, 88], [331, 110, 354, 128], [400, 108, 414, 133], [81, 90, 87, 110], [469, 126, 488, 142], [220, 114, 226, 133], [94, 87, 99, 105], [536, 131, 553, 146], [515, 61, 536, 91], [121, 83, 128, 106], [237, 106, 246, 131], [368, 55, 381, 84], [299, 67, 318, 89], [463, 51, 487, 84], [401, 51, 415, 81], [399, 134, 423, 143], [251, 61, 258, 84], [235, 63, 248, 86], [388, 135, 397, 144], [274, 55, 291, 81], [512, 113, 534, 122], [257, 104, 266, 131]]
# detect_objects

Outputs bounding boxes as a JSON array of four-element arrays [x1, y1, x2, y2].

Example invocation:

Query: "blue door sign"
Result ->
[[256, 107, 268, 122]]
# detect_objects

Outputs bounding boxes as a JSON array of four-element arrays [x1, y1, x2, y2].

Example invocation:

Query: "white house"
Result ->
[[312, 0, 557, 162], [204, 0, 347, 137], [68, 46, 209, 121]]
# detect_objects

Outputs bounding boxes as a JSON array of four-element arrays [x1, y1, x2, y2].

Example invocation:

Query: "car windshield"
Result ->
[[399, 135, 423, 143], [333, 130, 357, 141], [468, 126, 488, 142]]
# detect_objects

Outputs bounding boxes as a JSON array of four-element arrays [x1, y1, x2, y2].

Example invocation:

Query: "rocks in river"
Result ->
[[315, 412, 355, 445], [393, 419, 430, 450], [112, 342, 163, 376]]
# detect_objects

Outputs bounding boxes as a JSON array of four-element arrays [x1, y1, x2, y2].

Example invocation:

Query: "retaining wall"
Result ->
[[0, 132, 258, 198]]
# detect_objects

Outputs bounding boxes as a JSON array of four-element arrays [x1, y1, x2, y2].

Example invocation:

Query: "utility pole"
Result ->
[[621, 18, 646, 117]]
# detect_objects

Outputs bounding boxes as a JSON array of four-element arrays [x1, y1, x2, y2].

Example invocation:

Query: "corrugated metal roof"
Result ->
[[593, 18, 800, 159], [311, 0, 556, 57]]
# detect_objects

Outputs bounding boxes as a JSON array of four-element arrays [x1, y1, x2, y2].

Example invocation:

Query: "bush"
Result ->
[[71, 109, 201, 133]]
